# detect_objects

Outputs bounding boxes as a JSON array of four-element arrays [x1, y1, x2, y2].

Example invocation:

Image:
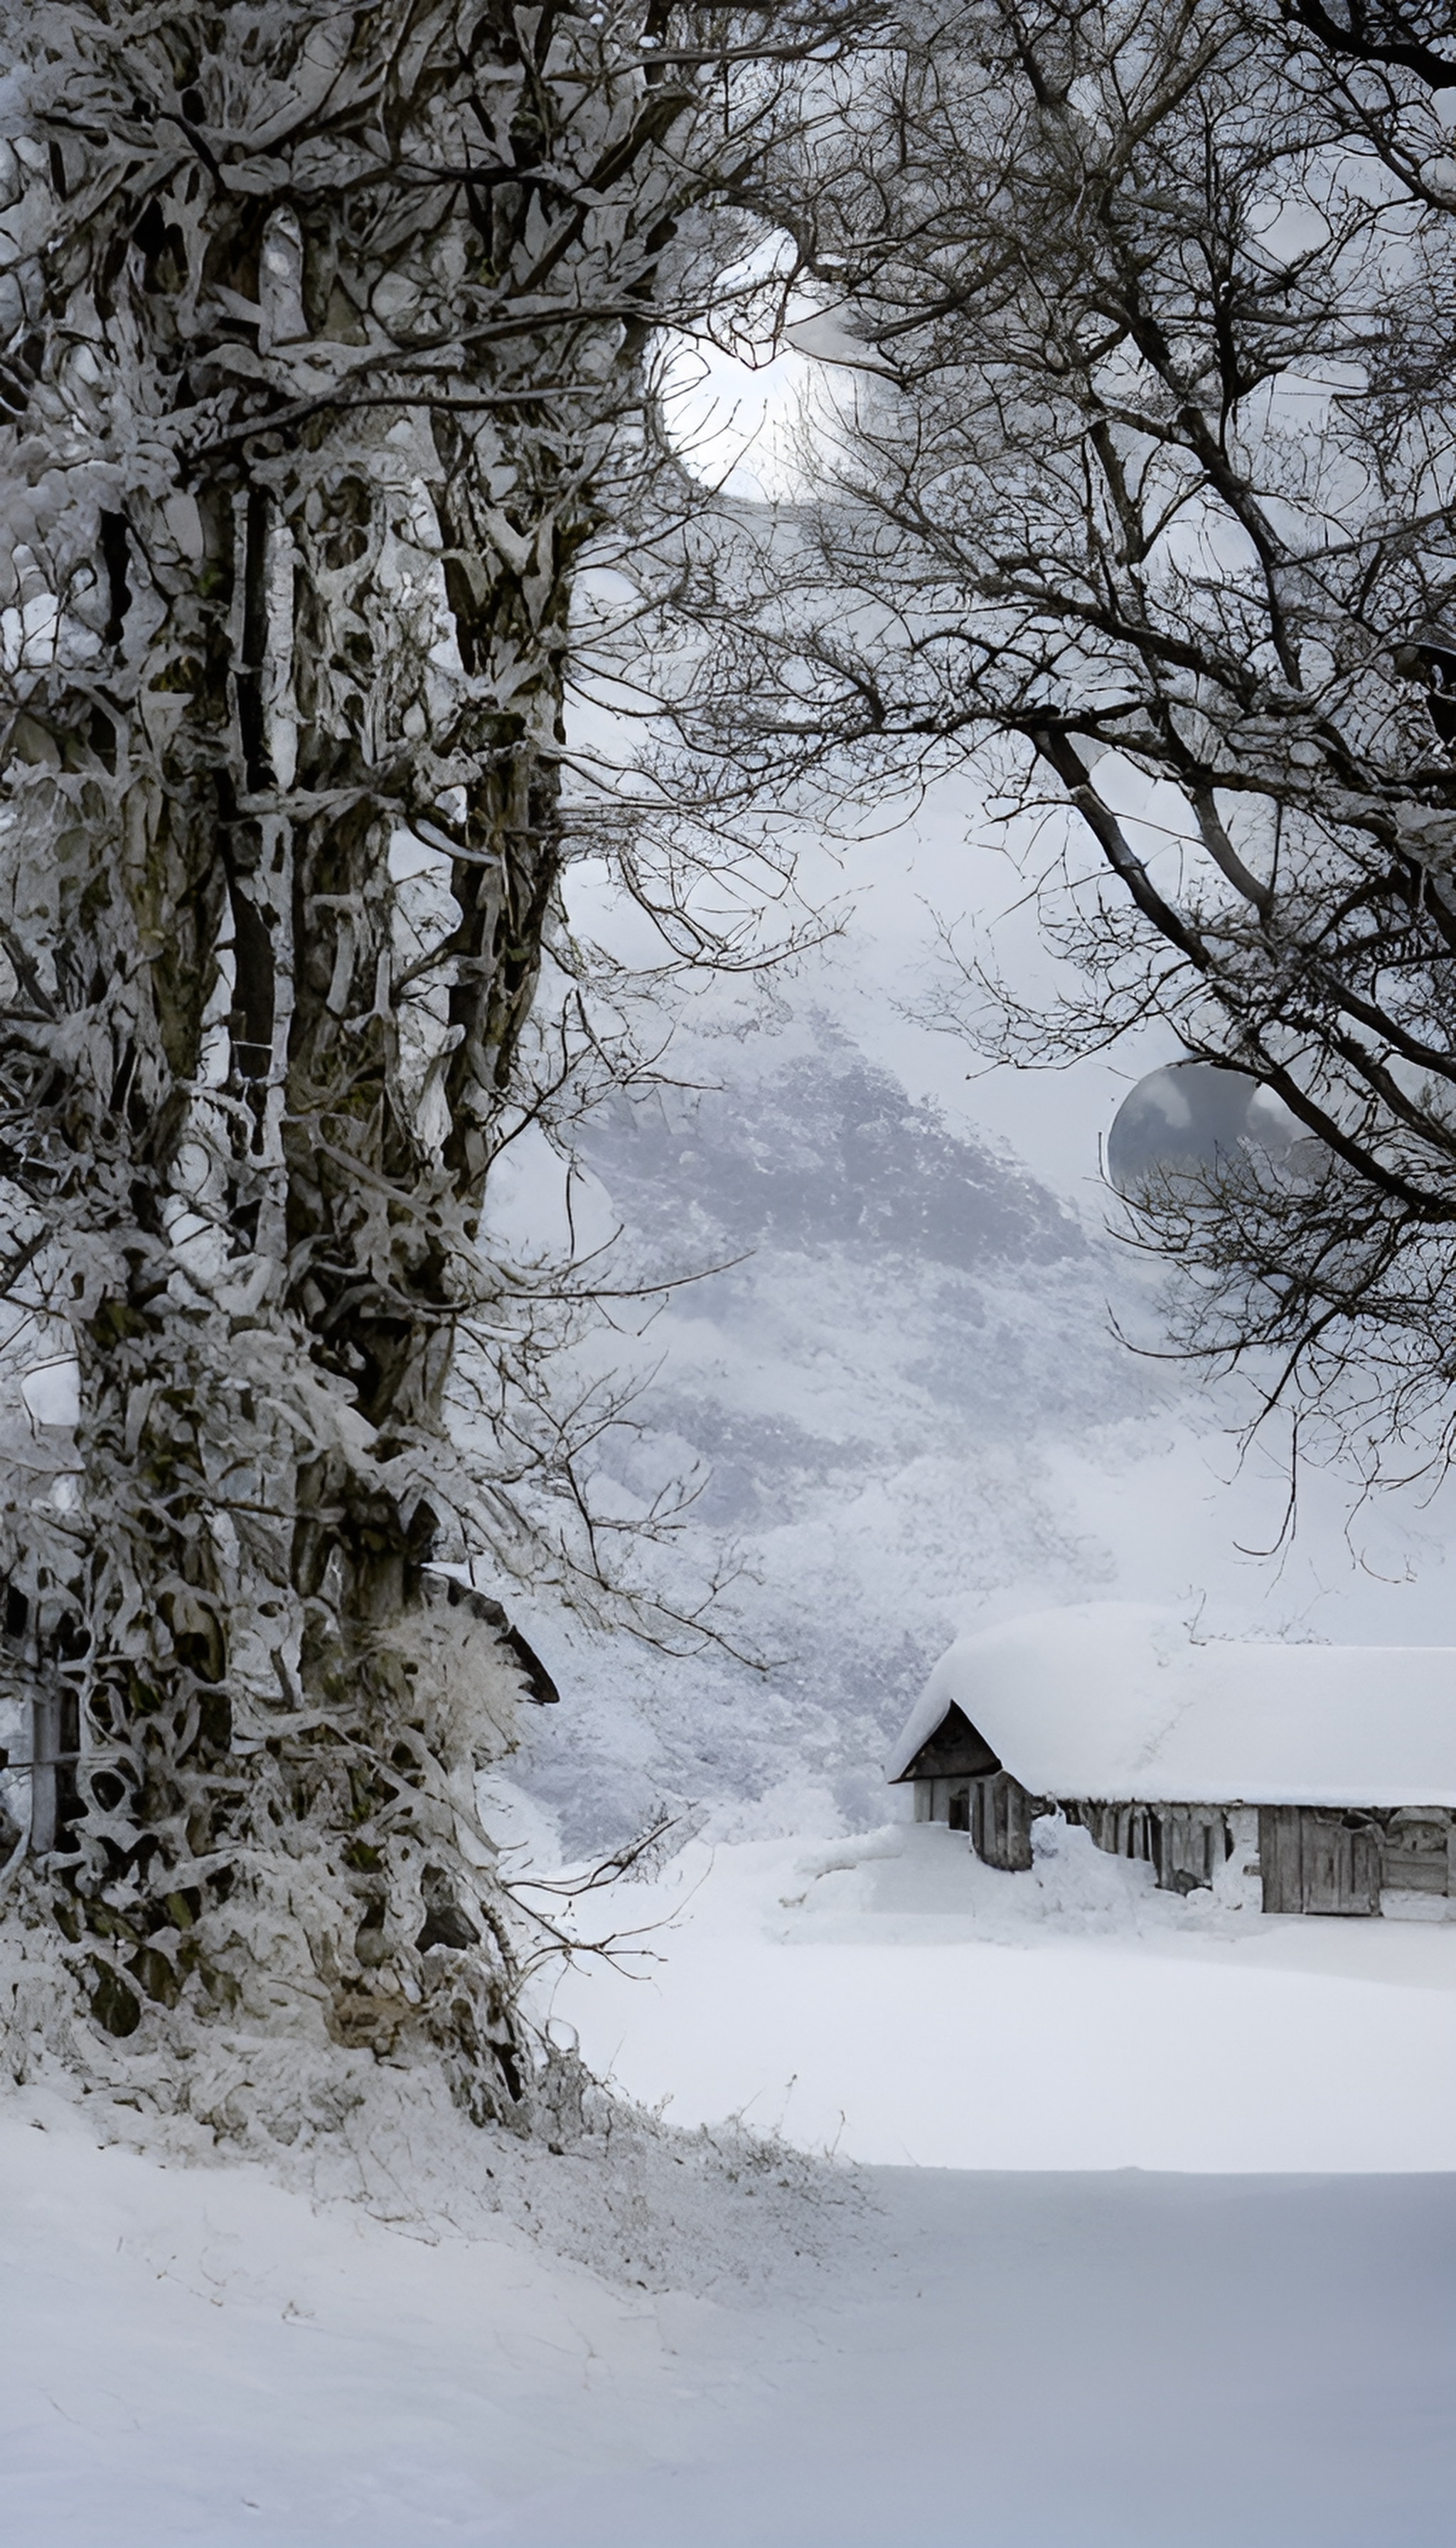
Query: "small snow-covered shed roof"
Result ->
[[887, 1604, 1456, 1810]]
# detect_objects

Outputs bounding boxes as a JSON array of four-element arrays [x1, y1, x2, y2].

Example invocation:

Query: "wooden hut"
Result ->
[[887, 1605, 1456, 1917]]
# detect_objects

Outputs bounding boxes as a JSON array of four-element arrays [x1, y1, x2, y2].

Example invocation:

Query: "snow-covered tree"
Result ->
[[670, 0, 1456, 1479], [0, 1, 858, 2113]]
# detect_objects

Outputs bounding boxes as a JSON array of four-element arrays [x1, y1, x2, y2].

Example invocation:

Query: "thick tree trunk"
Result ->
[[0, 0, 716, 2111]]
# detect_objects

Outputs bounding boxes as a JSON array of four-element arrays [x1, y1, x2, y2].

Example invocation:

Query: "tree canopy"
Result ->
[[667, 0, 1456, 1475]]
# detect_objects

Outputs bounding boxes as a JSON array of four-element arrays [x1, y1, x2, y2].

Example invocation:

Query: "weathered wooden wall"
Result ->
[[970, 1772, 1039, 1873], [912, 1773, 1456, 1918], [1259, 1806, 1456, 1916]]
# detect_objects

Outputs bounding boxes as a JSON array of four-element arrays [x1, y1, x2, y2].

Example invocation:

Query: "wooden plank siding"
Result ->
[[900, 1703, 1003, 1784], [1259, 1808, 1381, 1916], [1380, 1811, 1453, 1897], [1064, 1799, 1157, 1863], [971, 1772, 1039, 1872], [1064, 1799, 1231, 1893], [904, 1706, 1456, 1915], [1150, 1806, 1231, 1895]]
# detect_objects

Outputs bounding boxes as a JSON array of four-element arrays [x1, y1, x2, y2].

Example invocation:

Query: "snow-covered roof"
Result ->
[[887, 1604, 1456, 1809]]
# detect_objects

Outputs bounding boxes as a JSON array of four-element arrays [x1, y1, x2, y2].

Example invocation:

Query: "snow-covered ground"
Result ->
[[4, 2085, 1454, 2548], [547, 1819, 1456, 2173], [9, 1806, 1455, 2543], [9, 1808, 1455, 2548]]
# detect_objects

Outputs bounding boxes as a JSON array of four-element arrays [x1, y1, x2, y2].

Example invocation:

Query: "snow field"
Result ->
[[2, 2093, 1452, 2548], [4, 1814, 1456, 2544], [547, 1821, 1456, 2170]]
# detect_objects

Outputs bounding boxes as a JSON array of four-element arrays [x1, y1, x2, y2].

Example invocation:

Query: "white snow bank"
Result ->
[[887, 1601, 1456, 1806], [2, 2089, 1453, 2548], [550, 1825, 1456, 2170]]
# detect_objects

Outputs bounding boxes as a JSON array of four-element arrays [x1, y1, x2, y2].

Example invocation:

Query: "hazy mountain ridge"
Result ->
[[509, 1022, 1165, 1852], [577, 1019, 1086, 1277]]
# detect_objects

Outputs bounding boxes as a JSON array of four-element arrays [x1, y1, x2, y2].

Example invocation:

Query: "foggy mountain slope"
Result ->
[[576, 1017, 1085, 1275], [503, 1014, 1188, 1852]]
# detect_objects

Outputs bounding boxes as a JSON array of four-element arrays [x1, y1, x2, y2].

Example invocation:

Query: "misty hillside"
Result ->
[[504, 1011, 1179, 1853], [578, 1023, 1085, 1275]]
